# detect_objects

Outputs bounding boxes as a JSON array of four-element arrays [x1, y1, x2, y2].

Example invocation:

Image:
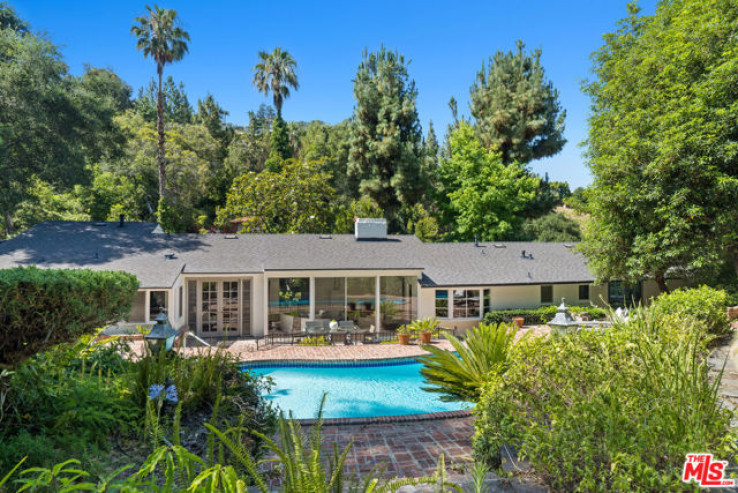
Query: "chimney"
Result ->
[[521, 249, 526, 258], [119, 214, 125, 227], [354, 218, 387, 240]]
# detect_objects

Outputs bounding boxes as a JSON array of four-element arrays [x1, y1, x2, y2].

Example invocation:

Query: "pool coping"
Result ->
[[242, 356, 423, 369], [298, 409, 473, 426]]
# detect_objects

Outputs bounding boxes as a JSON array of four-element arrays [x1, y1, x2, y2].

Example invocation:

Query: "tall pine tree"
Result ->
[[470, 40, 565, 164], [347, 47, 424, 230]]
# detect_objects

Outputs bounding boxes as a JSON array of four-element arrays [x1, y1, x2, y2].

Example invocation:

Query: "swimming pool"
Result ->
[[248, 359, 468, 420]]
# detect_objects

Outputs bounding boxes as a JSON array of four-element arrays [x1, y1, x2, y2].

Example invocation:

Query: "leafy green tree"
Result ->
[[131, 5, 190, 203], [299, 121, 352, 196], [133, 77, 194, 124], [522, 212, 581, 242], [581, 0, 738, 292], [422, 121, 440, 191], [217, 159, 336, 234], [252, 47, 299, 119], [265, 114, 291, 169], [470, 40, 565, 164], [224, 104, 274, 179], [523, 174, 571, 219], [92, 111, 223, 231], [78, 65, 132, 112], [197, 93, 234, 160], [348, 46, 425, 230], [14, 178, 89, 231], [437, 122, 539, 241], [0, 26, 115, 236], [333, 197, 385, 234], [405, 204, 440, 242], [0, 1, 27, 32]]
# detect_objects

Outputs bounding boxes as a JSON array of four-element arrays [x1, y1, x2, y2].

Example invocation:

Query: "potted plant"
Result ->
[[409, 317, 439, 345], [396, 325, 412, 345]]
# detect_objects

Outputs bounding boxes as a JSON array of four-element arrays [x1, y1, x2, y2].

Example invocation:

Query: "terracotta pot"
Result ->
[[398, 334, 411, 345], [419, 331, 433, 344], [512, 317, 525, 329]]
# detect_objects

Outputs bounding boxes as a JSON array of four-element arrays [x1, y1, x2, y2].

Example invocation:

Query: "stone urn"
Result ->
[[329, 320, 339, 331]]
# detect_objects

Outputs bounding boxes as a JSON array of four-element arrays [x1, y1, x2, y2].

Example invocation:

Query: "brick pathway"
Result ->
[[318, 415, 476, 480]]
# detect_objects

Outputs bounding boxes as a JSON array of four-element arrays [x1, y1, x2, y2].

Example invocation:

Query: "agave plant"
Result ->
[[416, 322, 521, 402]]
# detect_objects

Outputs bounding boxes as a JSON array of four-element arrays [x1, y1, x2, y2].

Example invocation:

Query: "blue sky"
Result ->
[[14, 0, 657, 189]]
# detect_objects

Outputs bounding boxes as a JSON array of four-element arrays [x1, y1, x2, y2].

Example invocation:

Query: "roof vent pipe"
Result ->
[[474, 235, 478, 247], [521, 249, 526, 258], [119, 214, 125, 227]]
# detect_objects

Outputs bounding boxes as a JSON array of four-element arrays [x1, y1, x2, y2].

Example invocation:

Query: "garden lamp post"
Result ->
[[144, 308, 178, 355]]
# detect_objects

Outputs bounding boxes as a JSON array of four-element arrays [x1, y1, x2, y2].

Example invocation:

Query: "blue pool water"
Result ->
[[249, 360, 468, 419]]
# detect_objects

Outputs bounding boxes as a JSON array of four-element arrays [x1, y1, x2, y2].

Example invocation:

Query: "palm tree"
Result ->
[[131, 5, 190, 203], [252, 47, 299, 118]]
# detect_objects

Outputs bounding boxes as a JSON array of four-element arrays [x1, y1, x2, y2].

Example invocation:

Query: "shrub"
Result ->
[[416, 322, 520, 402], [474, 307, 736, 490], [650, 285, 732, 339], [483, 305, 609, 326], [0, 267, 139, 367]]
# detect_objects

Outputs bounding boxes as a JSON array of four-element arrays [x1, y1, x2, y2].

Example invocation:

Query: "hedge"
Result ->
[[650, 285, 732, 338], [0, 267, 139, 367], [483, 305, 609, 326]]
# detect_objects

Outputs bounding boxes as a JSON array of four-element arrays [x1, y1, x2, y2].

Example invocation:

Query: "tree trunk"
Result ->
[[156, 66, 166, 202], [4, 210, 13, 238], [655, 271, 670, 294]]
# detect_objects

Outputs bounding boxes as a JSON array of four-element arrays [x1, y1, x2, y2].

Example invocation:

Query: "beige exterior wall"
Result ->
[[640, 278, 685, 304], [420, 282, 604, 335]]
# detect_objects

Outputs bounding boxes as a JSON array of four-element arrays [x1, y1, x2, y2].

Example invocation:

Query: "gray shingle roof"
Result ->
[[417, 242, 594, 287], [0, 222, 595, 288], [0, 222, 426, 288]]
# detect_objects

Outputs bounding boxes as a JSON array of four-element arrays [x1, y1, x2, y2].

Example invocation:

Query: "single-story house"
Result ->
[[0, 218, 675, 336]]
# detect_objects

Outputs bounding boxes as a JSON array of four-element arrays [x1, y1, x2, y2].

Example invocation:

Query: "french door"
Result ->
[[198, 280, 242, 337]]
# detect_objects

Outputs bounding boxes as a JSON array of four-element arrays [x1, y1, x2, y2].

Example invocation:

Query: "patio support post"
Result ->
[[375, 275, 381, 330], [263, 275, 269, 335], [309, 277, 316, 321], [144, 290, 150, 323]]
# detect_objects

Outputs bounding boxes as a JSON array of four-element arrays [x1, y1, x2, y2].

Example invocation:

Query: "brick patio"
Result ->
[[165, 326, 549, 362]]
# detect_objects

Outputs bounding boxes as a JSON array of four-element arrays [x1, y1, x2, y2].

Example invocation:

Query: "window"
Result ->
[[578, 284, 589, 301], [483, 289, 491, 314], [453, 289, 481, 318], [221, 281, 239, 332], [149, 291, 167, 320], [315, 277, 346, 321], [541, 285, 553, 304], [268, 278, 310, 319], [380, 276, 417, 330], [347, 277, 376, 330], [608, 281, 641, 308], [201, 282, 218, 333], [178, 286, 183, 319], [435, 290, 449, 317]]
